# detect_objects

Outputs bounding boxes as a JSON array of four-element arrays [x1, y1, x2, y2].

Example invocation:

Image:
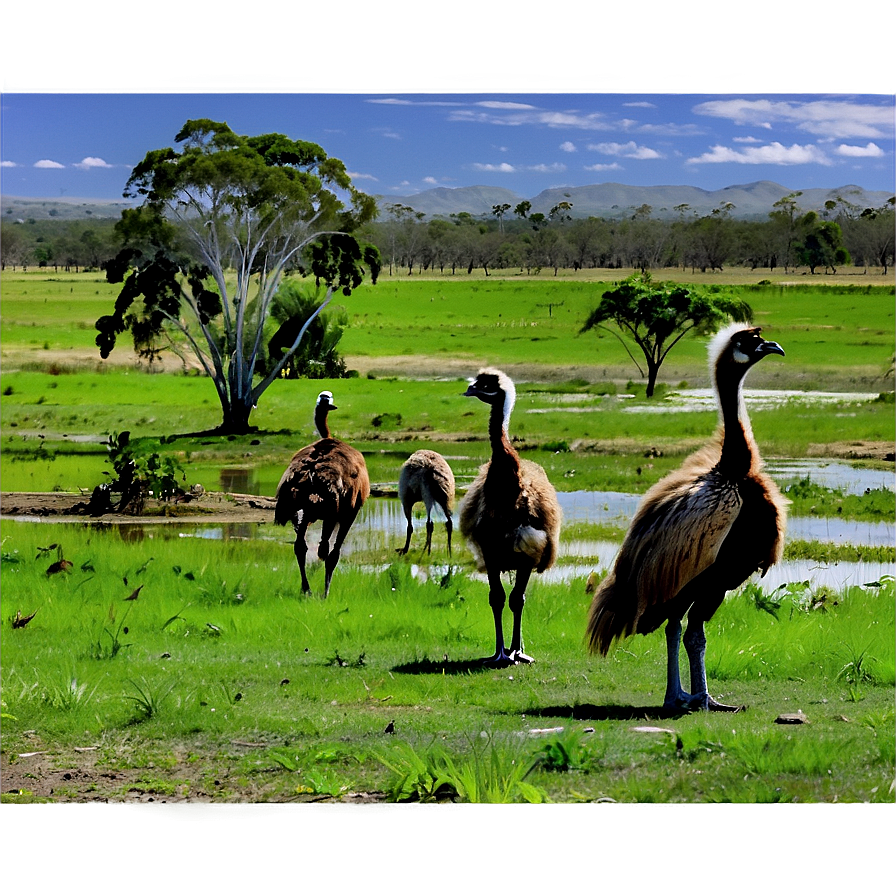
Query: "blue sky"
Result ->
[[2, 92, 893, 202], [2, 5, 893, 205]]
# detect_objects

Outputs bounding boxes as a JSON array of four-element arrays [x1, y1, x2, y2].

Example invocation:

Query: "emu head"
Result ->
[[464, 368, 516, 431], [316, 390, 338, 412], [710, 325, 785, 375]]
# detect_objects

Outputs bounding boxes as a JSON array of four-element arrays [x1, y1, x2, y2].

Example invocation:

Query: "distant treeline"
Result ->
[[2, 191, 893, 276]]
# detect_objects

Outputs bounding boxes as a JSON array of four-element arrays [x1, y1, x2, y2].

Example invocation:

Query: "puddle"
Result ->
[[766, 460, 894, 495], [621, 388, 881, 414], [524, 389, 881, 415]]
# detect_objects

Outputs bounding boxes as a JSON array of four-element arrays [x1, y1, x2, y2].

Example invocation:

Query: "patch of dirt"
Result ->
[[805, 441, 895, 462], [0, 490, 277, 524], [1, 742, 387, 803]]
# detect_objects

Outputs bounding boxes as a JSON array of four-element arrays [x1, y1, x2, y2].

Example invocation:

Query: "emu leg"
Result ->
[[324, 509, 359, 599], [424, 519, 434, 554], [662, 619, 695, 710], [482, 568, 514, 666], [291, 518, 312, 594], [396, 497, 415, 555], [507, 566, 534, 664], [683, 618, 742, 712], [444, 514, 453, 557], [396, 514, 413, 555]]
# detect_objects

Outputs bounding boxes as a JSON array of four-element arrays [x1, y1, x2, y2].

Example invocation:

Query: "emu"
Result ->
[[459, 369, 561, 666], [586, 325, 787, 711], [396, 450, 455, 556], [274, 390, 370, 598]]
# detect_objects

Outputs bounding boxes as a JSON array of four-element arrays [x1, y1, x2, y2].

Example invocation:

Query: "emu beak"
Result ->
[[759, 340, 785, 357], [463, 382, 477, 397]]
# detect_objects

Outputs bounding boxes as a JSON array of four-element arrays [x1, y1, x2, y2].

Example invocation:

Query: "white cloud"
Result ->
[[34, 159, 65, 168], [687, 142, 833, 166], [693, 98, 894, 140], [475, 101, 538, 110], [471, 161, 567, 174], [559, 141, 577, 152], [733, 136, 763, 144], [836, 142, 884, 158], [623, 101, 656, 109], [471, 162, 517, 173], [422, 176, 440, 185], [347, 171, 378, 181], [631, 122, 704, 137], [74, 157, 113, 169], [366, 98, 463, 107], [588, 141, 663, 160], [449, 108, 614, 131], [1, 160, 18, 167], [584, 162, 623, 172]]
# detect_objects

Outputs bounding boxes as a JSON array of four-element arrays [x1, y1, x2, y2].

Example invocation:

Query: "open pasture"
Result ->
[[2, 521, 893, 804], [2, 270, 893, 389], [1, 269, 894, 804]]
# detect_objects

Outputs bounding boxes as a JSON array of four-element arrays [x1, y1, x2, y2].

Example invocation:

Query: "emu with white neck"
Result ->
[[586, 325, 787, 711]]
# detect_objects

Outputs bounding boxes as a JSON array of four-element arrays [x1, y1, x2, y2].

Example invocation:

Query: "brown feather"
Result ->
[[586, 328, 788, 656]]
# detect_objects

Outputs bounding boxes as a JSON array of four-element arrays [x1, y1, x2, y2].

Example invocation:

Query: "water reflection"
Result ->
[[220, 468, 256, 494], [620, 388, 881, 414], [766, 460, 894, 495]]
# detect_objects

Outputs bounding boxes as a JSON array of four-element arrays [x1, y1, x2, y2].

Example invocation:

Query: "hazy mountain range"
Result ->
[[3, 180, 892, 223], [378, 181, 893, 221]]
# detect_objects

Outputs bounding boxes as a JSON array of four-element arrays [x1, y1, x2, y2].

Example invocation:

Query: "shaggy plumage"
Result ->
[[274, 391, 370, 598], [586, 324, 788, 711], [459, 369, 562, 665], [396, 450, 456, 555]]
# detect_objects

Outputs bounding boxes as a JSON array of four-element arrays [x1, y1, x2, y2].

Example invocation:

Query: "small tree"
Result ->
[[264, 280, 349, 379], [580, 273, 752, 397], [796, 212, 851, 274], [97, 119, 379, 434]]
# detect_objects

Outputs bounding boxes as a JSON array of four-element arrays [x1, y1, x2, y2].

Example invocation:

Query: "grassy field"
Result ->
[[1, 269, 894, 818], [2, 270, 893, 386], [3, 213, 892, 893], [3, 522, 893, 805]]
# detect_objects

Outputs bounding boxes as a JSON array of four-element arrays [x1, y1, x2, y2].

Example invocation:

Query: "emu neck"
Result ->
[[315, 405, 331, 439], [488, 402, 520, 476], [716, 366, 755, 478]]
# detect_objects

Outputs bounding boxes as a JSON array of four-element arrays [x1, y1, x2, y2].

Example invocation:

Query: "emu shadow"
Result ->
[[518, 702, 742, 722], [391, 657, 501, 676]]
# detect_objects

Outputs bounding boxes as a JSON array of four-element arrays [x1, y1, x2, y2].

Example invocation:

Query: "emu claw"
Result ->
[[482, 648, 515, 668], [664, 691, 743, 713]]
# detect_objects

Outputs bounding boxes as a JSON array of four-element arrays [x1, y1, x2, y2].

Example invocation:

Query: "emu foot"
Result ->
[[508, 649, 534, 665], [481, 648, 515, 668], [664, 690, 744, 713]]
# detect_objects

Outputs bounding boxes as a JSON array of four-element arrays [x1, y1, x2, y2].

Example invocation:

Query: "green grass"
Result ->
[[1, 270, 894, 805], [2, 522, 893, 803], [1, 370, 893, 502]]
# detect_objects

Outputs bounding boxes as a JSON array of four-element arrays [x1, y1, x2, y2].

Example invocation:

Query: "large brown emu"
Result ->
[[586, 325, 788, 711], [396, 450, 456, 556], [459, 369, 561, 666], [274, 390, 370, 598]]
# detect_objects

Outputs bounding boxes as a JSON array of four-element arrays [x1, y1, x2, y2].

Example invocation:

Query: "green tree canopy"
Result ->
[[796, 212, 851, 274], [580, 273, 753, 397], [97, 119, 379, 433]]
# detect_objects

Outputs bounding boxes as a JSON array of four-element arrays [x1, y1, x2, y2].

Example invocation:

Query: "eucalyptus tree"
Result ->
[[492, 202, 512, 233], [768, 191, 803, 272], [97, 119, 378, 433], [580, 273, 752, 397]]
